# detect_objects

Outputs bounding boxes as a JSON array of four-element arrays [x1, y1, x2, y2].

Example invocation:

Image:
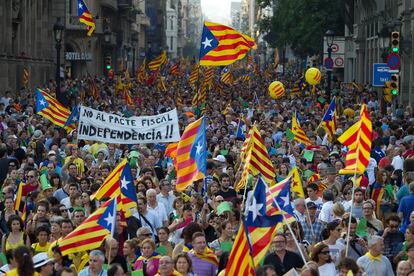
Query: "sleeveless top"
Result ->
[[5, 232, 25, 251]]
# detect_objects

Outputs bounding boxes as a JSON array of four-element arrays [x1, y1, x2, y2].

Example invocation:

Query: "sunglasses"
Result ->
[[27, 175, 36, 178], [320, 251, 330, 255]]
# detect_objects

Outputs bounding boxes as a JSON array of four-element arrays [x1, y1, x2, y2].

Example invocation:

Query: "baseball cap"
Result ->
[[306, 202, 317, 209], [213, 155, 226, 163]]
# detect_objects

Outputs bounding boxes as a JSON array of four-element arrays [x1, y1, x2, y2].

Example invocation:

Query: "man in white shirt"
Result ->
[[318, 189, 335, 224], [146, 188, 168, 226], [391, 146, 404, 171], [134, 197, 162, 239], [156, 180, 176, 216], [366, 157, 378, 185]]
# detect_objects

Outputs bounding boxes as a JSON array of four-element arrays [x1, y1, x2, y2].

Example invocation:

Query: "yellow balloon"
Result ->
[[305, 67, 322, 85], [268, 81, 285, 99]]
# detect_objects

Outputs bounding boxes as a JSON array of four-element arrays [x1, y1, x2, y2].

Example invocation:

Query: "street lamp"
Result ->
[[325, 30, 335, 101], [53, 17, 65, 105]]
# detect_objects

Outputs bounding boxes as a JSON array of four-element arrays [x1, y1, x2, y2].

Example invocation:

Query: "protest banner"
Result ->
[[77, 106, 180, 144]]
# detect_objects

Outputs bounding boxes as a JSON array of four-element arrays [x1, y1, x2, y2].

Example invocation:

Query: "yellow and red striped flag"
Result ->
[[225, 222, 255, 276], [235, 124, 275, 191], [123, 87, 133, 105], [88, 78, 99, 100], [23, 68, 29, 87], [136, 58, 147, 83], [175, 117, 206, 192], [220, 70, 233, 85], [189, 64, 199, 86], [148, 51, 167, 71], [77, 0, 95, 36], [291, 112, 311, 146], [35, 88, 71, 128], [199, 21, 256, 66], [91, 160, 138, 217], [170, 62, 180, 76], [203, 67, 214, 88], [338, 104, 372, 175], [57, 199, 113, 255], [247, 55, 253, 65]]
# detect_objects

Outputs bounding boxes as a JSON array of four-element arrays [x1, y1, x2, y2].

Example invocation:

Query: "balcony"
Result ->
[[66, 16, 103, 34], [137, 14, 150, 26], [101, 0, 118, 11]]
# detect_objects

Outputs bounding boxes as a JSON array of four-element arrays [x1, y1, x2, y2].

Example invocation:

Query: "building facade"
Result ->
[[0, 0, 65, 93], [345, 0, 414, 106], [230, 2, 241, 30], [166, 0, 179, 58]]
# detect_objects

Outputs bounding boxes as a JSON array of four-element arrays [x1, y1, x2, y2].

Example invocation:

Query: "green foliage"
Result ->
[[257, 0, 345, 58]]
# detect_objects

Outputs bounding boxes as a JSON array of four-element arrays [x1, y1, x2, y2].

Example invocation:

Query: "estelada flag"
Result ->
[[199, 21, 256, 66]]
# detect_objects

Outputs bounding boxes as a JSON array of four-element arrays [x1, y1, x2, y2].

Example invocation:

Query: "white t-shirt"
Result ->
[[147, 202, 168, 225], [391, 155, 404, 170], [318, 263, 336, 275], [327, 241, 345, 265], [318, 201, 334, 223], [366, 158, 377, 185]]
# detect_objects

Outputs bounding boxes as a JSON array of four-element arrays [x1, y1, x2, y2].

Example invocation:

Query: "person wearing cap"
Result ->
[[30, 130, 46, 166], [212, 155, 227, 174], [302, 202, 324, 244], [33, 252, 54, 276]]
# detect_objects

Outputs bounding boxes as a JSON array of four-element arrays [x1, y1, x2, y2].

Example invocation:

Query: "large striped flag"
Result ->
[[136, 58, 147, 83], [35, 88, 71, 128], [291, 112, 311, 146], [175, 117, 207, 192], [225, 222, 255, 275], [77, 0, 95, 36], [123, 87, 133, 105], [235, 124, 275, 191], [371, 183, 384, 218], [246, 177, 283, 266], [337, 104, 372, 175], [148, 51, 167, 71], [170, 62, 180, 76], [91, 160, 137, 217], [199, 21, 257, 66], [321, 96, 337, 142], [57, 199, 115, 255], [266, 177, 296, 226]]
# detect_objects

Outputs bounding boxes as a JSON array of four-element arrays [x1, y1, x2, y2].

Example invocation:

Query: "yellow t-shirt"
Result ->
[[89, 143, 108, 156], [5, 268, 39, 276], [32, 242, 51, 254], [343, 108, 355, 121], [64, 157, 85, 176]]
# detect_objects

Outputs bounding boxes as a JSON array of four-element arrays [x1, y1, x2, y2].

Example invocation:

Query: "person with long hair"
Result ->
[[283, 221, 309, 260], [1, 215, 30, 253], [321, 220, 345, 265], [209, 221, 233, 257], [5, 245, 36, 276], [123, 239, 138, 272], [310, 243, 336, 274], [0, 196, 20, 235], [157, 227, 174, 257]]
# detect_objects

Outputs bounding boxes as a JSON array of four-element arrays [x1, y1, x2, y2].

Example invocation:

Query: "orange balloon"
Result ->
[[268, 81, 285, 99]]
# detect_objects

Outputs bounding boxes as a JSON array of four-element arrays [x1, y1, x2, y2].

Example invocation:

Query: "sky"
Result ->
[[201, 0, 240, 25]]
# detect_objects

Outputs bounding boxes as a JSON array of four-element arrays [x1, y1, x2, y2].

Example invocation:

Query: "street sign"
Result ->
[[372, 63, 391, 87], [386, 53, 401, 70], [334, 57, 344, 67], [324, 57, 333, 70]]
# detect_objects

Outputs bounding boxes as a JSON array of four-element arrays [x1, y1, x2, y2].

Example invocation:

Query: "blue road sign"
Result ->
[[373, 63, 391, 87], [324, 57, 333, 70]]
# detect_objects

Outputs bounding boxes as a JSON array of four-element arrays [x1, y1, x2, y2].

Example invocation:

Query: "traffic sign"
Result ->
[[372, 63, 391, 87], [334, 57, 344, 67], [386, 53, 401, 70], [324, 57, 333, 70]]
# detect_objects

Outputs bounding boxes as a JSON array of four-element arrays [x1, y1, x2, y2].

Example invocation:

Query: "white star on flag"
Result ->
[[39, 99, 46, 106], [120, 176, 130, 190], [202, 37, 213, 49], [78, 3, 83, 9], [196, 142, 203, 155], [248, 196, 263, 222], [104, 212, 114, 228], [279, 194, 290, 208]]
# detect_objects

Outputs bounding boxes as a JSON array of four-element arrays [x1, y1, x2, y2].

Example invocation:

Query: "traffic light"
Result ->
[[383, 81, 392, 103], [105, 56, 112, 70], [391, 31, 400, 53], [389, 73, 399, 95]]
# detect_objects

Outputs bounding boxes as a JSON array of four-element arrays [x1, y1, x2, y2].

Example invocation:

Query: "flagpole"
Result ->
[[304, 204, 317, 245], [345, 137, 362, 257], [272, 198, 308, 267]]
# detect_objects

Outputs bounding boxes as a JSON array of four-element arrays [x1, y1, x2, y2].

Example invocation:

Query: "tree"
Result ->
[[257, 0, 344, 58]]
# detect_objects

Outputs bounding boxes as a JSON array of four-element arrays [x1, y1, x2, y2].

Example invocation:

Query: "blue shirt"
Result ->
[[78, 267, 107, 276], [398, 194, 414, 233]]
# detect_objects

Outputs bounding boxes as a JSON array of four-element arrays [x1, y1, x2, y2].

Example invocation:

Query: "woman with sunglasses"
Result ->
[[310, 243, 336, 274]]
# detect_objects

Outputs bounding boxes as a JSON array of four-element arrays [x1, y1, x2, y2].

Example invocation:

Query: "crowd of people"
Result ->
[[0, 62, 413, 276]]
